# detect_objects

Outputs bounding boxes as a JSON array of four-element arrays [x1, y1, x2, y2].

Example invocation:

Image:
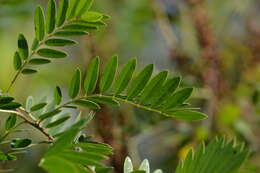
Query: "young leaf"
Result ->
[[164, 88, 193, 109], [18, 34, 29, 60], [82, 11, 104, 22], [73, 99, 100, 110], [84, 57, 100, 94], [46, 0, 56, 33], [5, 114, 17, 131], [37, 48, 67, 58], [46, 115, 70, 128], [56, 0, 69, 27], [124, 157, 134, 173], [69, 68, 81, 99], [45, 38, 77, 47], [99, 55, 118, 93], [54, 86, 62, 105], [26, 96, 34, 111], [21, 69, 37, 74], [139, 71, 168, 103], [114, 58, 136, 95], [127, 64, 154, 100], [87, 96, 119, 106], [30, 103, 47, 112], [29, 58, 51, 65], [11, 138, 32, 148], [54, 30, 88, 37], [34, 6, 45, 41], [167, 110, 207, 121], [139, 159, 150, 173], [39, 109, 62, 120], [76, 0, 93, 16], [13, 52, 22, 70]]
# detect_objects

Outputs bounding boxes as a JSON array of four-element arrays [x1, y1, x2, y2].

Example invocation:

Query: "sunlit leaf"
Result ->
[[84, 57, 100, 94], [56, 0, 69, 27], [46, 0, 56, 33], [37, 48, 67, 58], [34, 6, 45, 41]]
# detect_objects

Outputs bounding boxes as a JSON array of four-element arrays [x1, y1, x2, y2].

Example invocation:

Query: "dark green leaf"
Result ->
[[56, 0, 69, 27], [87, 96, 119, 106], [29, 58, 51, 65], [127, 64, 154, 100], [30, 103, 47, 112], [54, 30, 88, 37], [5, 114, 17, 130], [131, 171, 146, 173], [37, 48, 67, 58], [18, 34, 29, 60], [167, 110, 207, 121], [22, 69, 37, 74], [95, 167, 114, 173], [0, 102, 21, 110], [73, 99, 100, 110], [54, 86, 62, 105], [139, 70, 168, 103], [74, 20, 106, 27], [45, 38, 77, 47], [100, 55, 118, 92], [0, 152, 17, 161], [46, 115, 70, 128], [114, 58, 136, 95], [39, 109, 62, 120], [13, 52, 22, 70], [0, 96, 14, 104], [11, 138, 32, 148], [34, 6, 45, 41], [31, 38, 40, 51], [46, 0, 56, 33], [69, 68, 81, 98], [164, 88, 193, 109], [84, 56, 100, 94]]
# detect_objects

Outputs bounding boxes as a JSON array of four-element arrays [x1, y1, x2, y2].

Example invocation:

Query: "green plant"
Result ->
[[0, 0, 249, 173]]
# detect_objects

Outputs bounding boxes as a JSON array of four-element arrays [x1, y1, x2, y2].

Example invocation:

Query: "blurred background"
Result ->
[[0, 0, 259, 172]]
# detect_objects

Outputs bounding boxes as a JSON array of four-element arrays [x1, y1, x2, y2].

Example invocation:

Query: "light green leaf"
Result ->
[[87, 95, 119, 106], [76, 0, 93, 16], [84, 57, 100, 94], [37, 48, 67, 58], [73, 99, 100, 110], [67, 0, 81, 19], [18, 34, 29, 60], [82, 11, 104, 22], [139, 71, 168, 103], [100, 55, 118, 92], [127, 64, 154, 100], [30, 103, 47, 112], [45, 38, 77, 47], [167, 110, 207, 121], [13, 51, 22, 70], [153, 170, 163, 173], [5, 114, 17, 131], [114, 58, 136, 95], [56, 0, 69, 27], [46, 115, 70, 128], [34, 6, 45, 41], [69, 68, 81, 99], [29, 58, 51, 65], [54, 86, 62, 105], [139, 159, 150, 173], [124, 157, 133, 173], [26, 96, 34, 111], [46, 0, 56, 34], [21, 69, 37, 74], [164, 88, 193, 109]]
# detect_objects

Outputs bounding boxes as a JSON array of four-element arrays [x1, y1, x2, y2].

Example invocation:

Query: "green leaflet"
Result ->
[[114, 58, 136, 95], [54, 30, 88, 37], [73, 99, 100, 110], [163, 88, 193, 110], [76, 0, 93, 16], [46, 115, 70, 128], [69, 68, 81, 99], [54, 86, 62, 105], [10, 138, 32, 148], [45, 38, 77, 47], [82, 11, 104, 22], [127, 64, 154, 100], [84, 57, 100, 94], [34, 6, 45, 41], [67, 0, 81, 19], [167, 110, 207, 121], [0, 102, 21, 110], [5, 114, 17, 131], [62, 24, 97, 31], [17, 34, 29, 60], [30, 103, 47, 112], [124, 157, 133, 173], [139, 70, 168, 103], [21, 69, 37, 74], [46, 0, 56, 34], [99, 55, 118, 92], [29, 58, 51, 65], [37, 48, 67, 58], [0, 96, 14, 104], [74, 142, 113, 156], [13, 52, 22, 70], [87, 96, 119, 106], [56, 0, 69, 27], [39, 109, 62, 120]]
